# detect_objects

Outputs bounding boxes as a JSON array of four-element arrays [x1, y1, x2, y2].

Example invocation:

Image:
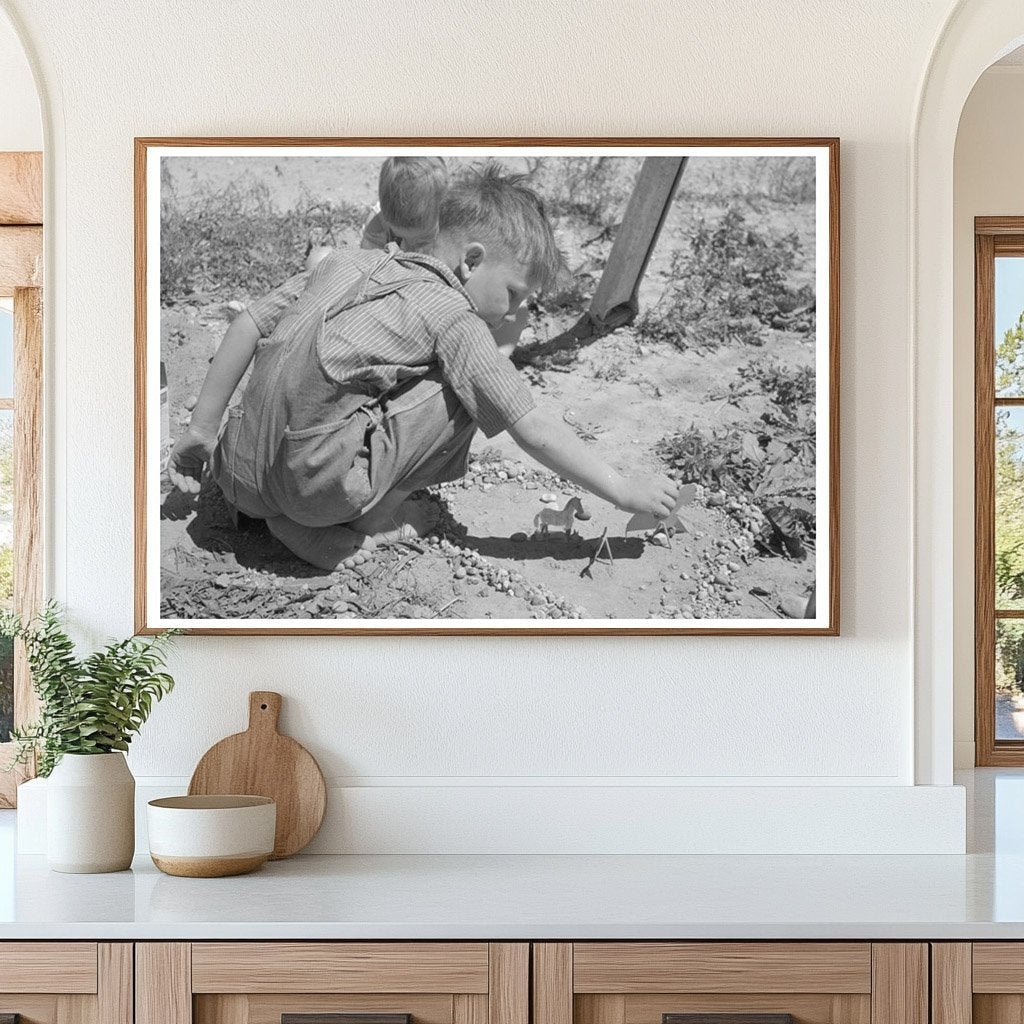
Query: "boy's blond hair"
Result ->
[[439, 162, 565, 291], [378, 157, 448, 233]]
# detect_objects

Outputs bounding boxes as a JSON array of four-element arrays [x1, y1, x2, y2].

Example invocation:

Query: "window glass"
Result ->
[[996, 257, 1024, 397], [997, 620, 1024, 740], [997, 407, 1024, 610]]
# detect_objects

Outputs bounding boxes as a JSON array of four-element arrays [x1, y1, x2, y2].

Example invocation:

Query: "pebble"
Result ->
[[184, 394, 198, 411], [781, 594, 808, 618], [540, 492, 558, 504], [714, 571, 731, 586], [529, 593, 546, 607], [498, 471, 509, 481], [708, 491, 727, 507], [649, 533, 670, 548], [511, 532, 527, 543], [453, 567, 467, 579], [727, 561, 741, 572]]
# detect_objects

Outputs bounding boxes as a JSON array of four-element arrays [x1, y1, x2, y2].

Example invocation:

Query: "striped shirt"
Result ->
[[247, 247, 535, 438]]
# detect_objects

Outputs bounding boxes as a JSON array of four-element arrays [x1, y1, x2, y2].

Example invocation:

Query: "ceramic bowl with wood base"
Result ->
[[147, 795, 276, 877]]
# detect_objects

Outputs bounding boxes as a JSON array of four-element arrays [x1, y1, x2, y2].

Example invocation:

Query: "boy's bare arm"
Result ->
[[166, 310, 261, 494], [508, 407, 679, 516]]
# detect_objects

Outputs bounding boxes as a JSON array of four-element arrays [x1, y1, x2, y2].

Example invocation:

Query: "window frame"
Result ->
[[0, 151, 43, 807], [975, 217, 1024, 765]]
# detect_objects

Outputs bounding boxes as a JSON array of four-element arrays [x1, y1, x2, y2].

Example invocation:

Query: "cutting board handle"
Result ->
[[248, 691, 282, 734]]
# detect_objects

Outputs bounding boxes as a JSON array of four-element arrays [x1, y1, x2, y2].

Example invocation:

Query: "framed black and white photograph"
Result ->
[[135, 138, 838, 635]]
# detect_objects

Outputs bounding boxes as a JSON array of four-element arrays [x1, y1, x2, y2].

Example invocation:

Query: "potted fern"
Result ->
[[2, 603, 177, 873]]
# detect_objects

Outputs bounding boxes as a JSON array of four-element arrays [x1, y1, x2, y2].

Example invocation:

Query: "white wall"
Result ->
[[0, 9, 39, 151], [2, 0, 972, 852], [952, 66, 1024, 767]]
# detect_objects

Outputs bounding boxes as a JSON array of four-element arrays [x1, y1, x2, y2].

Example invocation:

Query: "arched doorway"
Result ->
[[913, 1, 1024, 785]]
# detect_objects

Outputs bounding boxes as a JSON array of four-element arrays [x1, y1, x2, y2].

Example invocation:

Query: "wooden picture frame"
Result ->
[[135, 137, 839, 636]]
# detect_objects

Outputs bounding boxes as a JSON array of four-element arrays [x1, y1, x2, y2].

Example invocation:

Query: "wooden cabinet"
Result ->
[[0, 943, 132, 1024], [0, 938, 953, 1024], [932, 943, 1024, 1024], [135, 944, 527, 1024], [532, 944, 928, 1024]]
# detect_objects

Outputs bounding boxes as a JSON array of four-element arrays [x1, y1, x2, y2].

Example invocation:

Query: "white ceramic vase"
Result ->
[[46, 752, 135, 873]]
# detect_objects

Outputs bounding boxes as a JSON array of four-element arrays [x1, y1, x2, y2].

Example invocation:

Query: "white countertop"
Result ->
[[0, 769, 1022, 941], [0, 848, 1022, 940]]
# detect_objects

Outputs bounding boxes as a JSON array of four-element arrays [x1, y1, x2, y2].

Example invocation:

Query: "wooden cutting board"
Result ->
[[188, 691, 326, 859]]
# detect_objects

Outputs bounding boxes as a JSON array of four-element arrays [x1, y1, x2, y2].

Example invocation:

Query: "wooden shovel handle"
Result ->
[[248, 691, 282, 733]]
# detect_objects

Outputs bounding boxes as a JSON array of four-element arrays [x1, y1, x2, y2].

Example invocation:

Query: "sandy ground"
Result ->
[[157, 155, 819, 623]]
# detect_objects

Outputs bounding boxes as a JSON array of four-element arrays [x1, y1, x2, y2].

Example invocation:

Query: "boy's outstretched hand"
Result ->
[[166, 425, 218, 494], [616, 473, 680, 517]]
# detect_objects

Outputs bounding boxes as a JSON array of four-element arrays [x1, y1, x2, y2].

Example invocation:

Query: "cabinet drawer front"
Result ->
[[973, 944, 1024, 992], [573, 944, 872, 994], [0, 943, 97, 993], [192, 944, 490, 994]]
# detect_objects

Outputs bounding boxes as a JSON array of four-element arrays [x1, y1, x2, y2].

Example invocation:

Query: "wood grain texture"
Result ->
[[0, 226, 42, 294], [931, 945, 972, 1024], [0, 152, 42, 225], [576, 996, 626, 1024], [136, 943, 192, 1024], [488, 944, 528, 1024], [188, 691, 326, 858], [971, 944, 1024, 991], [244, 995, 450, 1024], [0, 998, 58, 1024], [662, 1016, 792, 1024], [0, 943, 97, 993], [281, 1016, 410, 1024], [977, 217, 1024, 236], [151, 853, 269, 877], [134, 135, 839, 637], [623, 995, 868, 1024], [870, 945, 927, 1024], [191, 943, 489, 994], [976, 229, 998, 765], [98, 945, 133, 1024], [14, 286, 43, 730], [57, 992, 96, 1024], [573, 943, 871, 994], [974, 995, 1024, 1024], [533, 944, 572, 1024], [453, 995, 487, 1024], [195, 994, 248, 1024]]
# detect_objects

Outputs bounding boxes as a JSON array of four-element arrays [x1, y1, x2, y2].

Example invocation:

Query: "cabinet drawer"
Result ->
[[0, 942, 98, 993], [139, 943, 528, 1024], [0, 943, 130, 1024], [534, 944, 926, 1024]]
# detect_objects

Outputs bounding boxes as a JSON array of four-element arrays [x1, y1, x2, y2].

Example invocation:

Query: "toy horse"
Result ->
[[534, 497, 588, 540]]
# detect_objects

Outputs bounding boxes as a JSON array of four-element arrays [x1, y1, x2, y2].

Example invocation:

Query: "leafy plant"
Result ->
[[161, 176, 365, 304], [636, 207, 804, 350], [1, 603, 178, 777]]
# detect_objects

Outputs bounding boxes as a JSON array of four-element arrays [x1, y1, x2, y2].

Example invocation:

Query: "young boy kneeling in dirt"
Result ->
[[168, 164, 679, 570]]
